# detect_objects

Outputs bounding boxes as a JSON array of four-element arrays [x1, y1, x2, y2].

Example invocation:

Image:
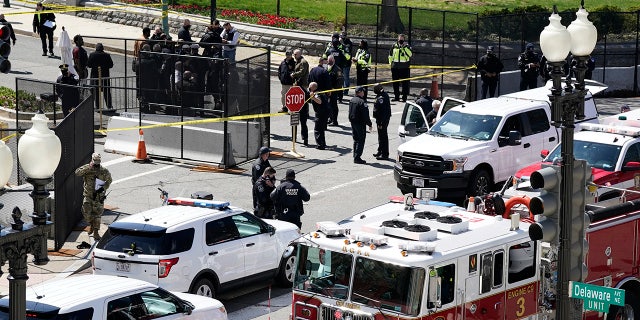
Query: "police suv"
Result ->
[[92, 197, 300, 298], [394, 81, 606, 200]]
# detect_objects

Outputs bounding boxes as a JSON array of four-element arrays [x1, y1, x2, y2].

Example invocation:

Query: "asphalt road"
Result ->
[[7, 34, 640, 320]]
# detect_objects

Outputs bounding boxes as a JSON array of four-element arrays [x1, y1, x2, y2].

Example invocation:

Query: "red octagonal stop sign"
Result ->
[[285, 86, 306, 112]]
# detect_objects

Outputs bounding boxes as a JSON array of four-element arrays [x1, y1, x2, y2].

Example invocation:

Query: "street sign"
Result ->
[[569, 281, 625, 313], [285, 86, 305, 112], [290, 112, 300, 126]]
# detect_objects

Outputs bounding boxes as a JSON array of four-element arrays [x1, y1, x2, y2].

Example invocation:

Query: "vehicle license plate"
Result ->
[[412, 178, 425, 187], [116, 261, 130, 272]]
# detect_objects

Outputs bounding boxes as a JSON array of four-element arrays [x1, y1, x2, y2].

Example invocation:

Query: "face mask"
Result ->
[[323, 63, 328, 69], [398, 39, 404, 44]]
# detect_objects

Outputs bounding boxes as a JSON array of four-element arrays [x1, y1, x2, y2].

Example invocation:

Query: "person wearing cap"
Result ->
[[477, 45, 504, 99], [88, 43, 114, 110], [75, 153, 112, 240], [278, 50, 296, 112], [388, 34, 412, 102], [517, 42, 541, 90], [251, 146, 272, 207], [270, 169, 310, 229], [372, 84, 391, 160], [353, 40, 371, 99], [253, 167, 277, 218], [178, 19, 193, 43], [199, 21, 223, 58], [55, 64, 79, 117], [220, 21, 240, 64], [33, 2, 56, 56], [323, 33, 350, 101], [349, 86, 372, 164], [339, 32, 353, 96]]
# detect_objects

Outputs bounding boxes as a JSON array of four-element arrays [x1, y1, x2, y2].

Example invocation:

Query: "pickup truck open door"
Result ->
[[398, 97, 466, 142]]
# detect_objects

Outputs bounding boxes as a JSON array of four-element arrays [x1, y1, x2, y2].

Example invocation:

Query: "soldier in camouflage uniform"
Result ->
[[75, 153, 112, 240]]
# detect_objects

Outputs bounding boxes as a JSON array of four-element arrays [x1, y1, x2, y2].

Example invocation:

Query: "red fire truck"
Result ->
[[291, 195, 639, 319]]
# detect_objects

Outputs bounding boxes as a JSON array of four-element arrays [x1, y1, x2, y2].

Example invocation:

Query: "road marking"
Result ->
[[111, 165, 175, 185], [102, 156, 135, 167], [311, 171, 393, 197]]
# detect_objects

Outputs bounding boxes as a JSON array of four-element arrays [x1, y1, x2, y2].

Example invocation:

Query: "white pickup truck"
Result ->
[[394, 81, 607, 201]]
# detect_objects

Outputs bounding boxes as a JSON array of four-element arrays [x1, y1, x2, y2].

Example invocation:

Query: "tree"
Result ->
[[380, 0, 404, 34]]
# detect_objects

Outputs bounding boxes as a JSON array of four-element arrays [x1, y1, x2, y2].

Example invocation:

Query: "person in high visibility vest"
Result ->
[[353, 40, 371, 100], [388, 34, 412, 102]]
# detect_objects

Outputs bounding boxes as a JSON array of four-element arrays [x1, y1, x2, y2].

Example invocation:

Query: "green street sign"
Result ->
[[569, 281, 625, 313]]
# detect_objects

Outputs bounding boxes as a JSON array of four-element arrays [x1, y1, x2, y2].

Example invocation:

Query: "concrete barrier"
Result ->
[[104, 114, 262, 166]]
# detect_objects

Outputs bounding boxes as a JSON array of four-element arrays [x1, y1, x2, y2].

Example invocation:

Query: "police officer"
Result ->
[[251, 146, 271, 208], [270, 169, 310, 228], [353, 40, 371, 99], [55, 64, 79, 117], [323, 33, 350, 102], [348, 86, 372, 164], [253, 167, 277, 218], [75, 153, 112, 240], [415, 88, 433, 114], [477, 45, 504, 98], [388, 34, 412, 102], [372, 84, 391, 160], [517, 43, 540, 90]]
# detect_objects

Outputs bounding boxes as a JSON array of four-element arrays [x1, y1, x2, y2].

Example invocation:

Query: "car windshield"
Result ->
[[430, 110, 501, 141], [97, 227, 194, 255], [545, 140, 622, 171]]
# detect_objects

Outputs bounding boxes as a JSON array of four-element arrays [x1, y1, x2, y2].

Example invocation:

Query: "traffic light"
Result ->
[[568, 159, 590, 282], [0, 23, 11, 74], [528, 164, 561, 245]]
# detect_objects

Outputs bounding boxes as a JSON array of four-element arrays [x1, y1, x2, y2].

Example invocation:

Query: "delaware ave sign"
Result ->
[[569, 281, 625, 312]]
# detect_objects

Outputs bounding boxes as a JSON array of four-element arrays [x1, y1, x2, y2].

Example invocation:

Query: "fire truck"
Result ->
[[291, 192, 640, 320]]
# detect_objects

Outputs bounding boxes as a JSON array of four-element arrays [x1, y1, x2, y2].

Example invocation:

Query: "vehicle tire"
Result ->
[[277, 248, 297, 287], [468, 169, 492, 197], [190, 277, 216, 298], [607, 290, 639, 320]]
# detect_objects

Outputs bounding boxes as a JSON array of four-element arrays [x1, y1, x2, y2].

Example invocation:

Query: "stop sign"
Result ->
[[285, 86, 306, 112]]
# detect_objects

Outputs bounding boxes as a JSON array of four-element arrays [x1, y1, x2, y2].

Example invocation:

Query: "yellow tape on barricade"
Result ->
[[94, 111, 288, 135], [1, 133, 17, 143]]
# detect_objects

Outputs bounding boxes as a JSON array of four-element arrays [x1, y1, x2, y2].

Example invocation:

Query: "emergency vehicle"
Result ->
[[291, 192, 640, 320], [506, 109, 640, 205]]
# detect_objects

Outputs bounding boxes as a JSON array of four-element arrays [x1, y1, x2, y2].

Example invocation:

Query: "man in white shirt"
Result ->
[[220, 22, 240, 64]]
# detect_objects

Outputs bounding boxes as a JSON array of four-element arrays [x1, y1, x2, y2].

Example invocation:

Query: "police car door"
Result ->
[[231, 212, 280, 276], [204, 216, 246, 284], [463, 248, 506, 320]]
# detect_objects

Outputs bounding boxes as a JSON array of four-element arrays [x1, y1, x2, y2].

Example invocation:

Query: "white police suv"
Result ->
[[92, 197, 300, 298]]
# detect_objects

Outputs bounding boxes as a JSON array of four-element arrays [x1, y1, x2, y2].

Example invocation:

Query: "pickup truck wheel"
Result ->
[[469, 169, 492, 196]]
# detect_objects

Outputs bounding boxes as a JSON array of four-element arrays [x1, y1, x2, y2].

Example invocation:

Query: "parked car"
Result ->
[[92, 197, 300, 298], [0, 275, 228, 319], [394, 81, 606, 200]]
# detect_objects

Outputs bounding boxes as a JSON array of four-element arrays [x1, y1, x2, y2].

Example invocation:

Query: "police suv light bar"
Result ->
[[167, 197, 230, 209], [580, 123, 640, 137], [316, 221, 350, 237]]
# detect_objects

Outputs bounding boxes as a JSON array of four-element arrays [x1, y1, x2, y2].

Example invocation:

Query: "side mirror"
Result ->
[[540, 149, 550, 159], [623, 161, 640, 172], [405, 122, 417, 136], [508, 130, 522, 146], [427, 271, 442, 309], [266, 224, 276, 236]]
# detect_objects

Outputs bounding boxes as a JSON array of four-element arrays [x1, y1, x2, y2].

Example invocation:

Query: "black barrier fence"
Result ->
[[76, 37, 271, 167], [10, 78, 94, 250], [346, 2, 640, 96]]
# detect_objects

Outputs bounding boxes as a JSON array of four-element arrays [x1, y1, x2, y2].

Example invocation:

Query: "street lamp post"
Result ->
[[0, 111, 61, 320], [539, 1, 597, 318]]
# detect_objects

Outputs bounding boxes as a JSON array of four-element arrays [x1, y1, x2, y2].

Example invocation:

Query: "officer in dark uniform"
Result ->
[[415, 88, 433, 114], [477, 45, 504, 98], [253, 167, 277, 218], [517, 43, 540, 90], [270, 169, 310, 228], [251, 146, 271, 208], [55, 64, 79, 117], [372, 84, 391, 160], [348, 86, 372, 164]]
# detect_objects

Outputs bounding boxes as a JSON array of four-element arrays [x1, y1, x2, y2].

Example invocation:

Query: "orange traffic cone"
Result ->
[[133, 129, 152, 163], [430, 77, 439, 99]]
